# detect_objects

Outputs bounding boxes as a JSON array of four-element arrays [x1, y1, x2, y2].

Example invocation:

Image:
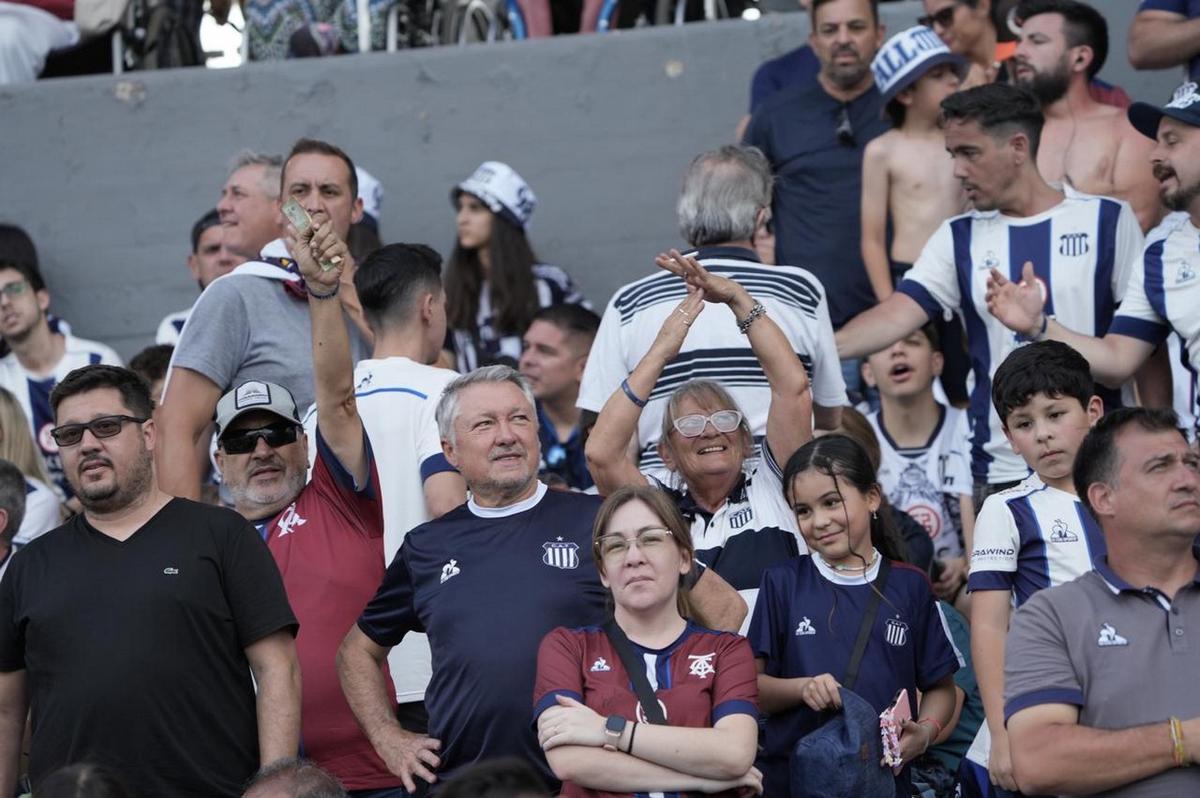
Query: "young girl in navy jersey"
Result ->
[[749, 435, 960, 797], [533, 485, 762, 797]]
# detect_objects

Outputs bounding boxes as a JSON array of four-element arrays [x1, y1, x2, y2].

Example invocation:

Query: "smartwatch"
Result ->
[[603, 715, 627, 751]]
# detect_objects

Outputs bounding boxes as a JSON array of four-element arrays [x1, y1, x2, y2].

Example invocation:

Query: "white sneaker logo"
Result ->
[[590, 657, 612, 672], [440, 559, 461, 584], [1097, 622, 1128, 647], [795, 617, 816, 636]]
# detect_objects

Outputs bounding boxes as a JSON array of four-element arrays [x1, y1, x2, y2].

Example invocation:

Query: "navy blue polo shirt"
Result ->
[[535, 402, 592, 491], [743, 81, 890, 328], [749, 45, 820, 111]]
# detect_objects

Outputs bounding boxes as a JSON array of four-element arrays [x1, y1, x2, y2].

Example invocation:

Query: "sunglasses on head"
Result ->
[[918, 1, 961, 29], [50, 414, 147, 447], [220, 422, 302, 455], [836, 105, 855, 147]]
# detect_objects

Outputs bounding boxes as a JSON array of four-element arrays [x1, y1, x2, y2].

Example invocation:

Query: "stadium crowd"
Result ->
[[3, 0, 1200, 796]]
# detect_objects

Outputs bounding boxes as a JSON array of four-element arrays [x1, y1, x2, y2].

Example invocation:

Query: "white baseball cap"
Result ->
[[452, 161, 538, 229], [872, 26, 968, 107]]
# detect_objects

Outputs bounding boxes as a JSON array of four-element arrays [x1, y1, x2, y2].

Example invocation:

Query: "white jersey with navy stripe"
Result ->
[[579, 246, 845, 470], [0, 333, 123, 498], [897, 195, 1143, 483], [155, 309, 190, 346], [13, 477, 60, 549], [1109, 212, 1200, 434], [869, 405, 971, 560]]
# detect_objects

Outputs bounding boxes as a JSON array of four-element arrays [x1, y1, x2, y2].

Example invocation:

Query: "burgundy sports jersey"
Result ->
[[533, 623, 758, 798], [265, 431, 397, 790]]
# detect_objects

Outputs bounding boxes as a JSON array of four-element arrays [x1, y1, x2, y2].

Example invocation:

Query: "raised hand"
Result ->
[[655, 249, 742, 306], [985, 261, 1046, 338], [285, 218, 347, 295]]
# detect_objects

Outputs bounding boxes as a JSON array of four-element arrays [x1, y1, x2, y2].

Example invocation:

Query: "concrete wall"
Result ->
[[0, 0, 1184, 357]]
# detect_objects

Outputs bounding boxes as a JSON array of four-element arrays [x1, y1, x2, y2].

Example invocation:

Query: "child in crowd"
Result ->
[[960, 341, 1106, 798], [862, 325, 973, 610]]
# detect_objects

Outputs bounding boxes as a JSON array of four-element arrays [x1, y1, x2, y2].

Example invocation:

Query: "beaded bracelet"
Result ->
[[737, 301, 766, 335]]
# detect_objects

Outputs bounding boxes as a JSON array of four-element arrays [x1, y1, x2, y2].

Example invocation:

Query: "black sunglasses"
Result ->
[[918, 2, 961, 29], [50, 414, 147, 447], [836, 105, 855, 147], [220, 422, 302, 455]]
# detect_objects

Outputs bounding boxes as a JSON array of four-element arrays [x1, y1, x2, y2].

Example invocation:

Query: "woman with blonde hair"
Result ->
[[0, 386, 62, 547]]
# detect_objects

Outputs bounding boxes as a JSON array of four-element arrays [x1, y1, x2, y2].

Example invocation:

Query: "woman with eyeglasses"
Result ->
[[533, 485, 762, 796], [586, 251, 812, 633]]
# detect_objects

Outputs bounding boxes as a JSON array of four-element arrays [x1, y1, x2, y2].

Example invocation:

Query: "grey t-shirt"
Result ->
[[170, 252, 367, 410], [1004, 564, 1200, 797]]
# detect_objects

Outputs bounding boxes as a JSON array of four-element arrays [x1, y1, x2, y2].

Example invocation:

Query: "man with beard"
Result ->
[[836, 83, 1145, 507], [986, 81, 1200, 423], [0, 364, 300, 797], [1012, 0, 1163, 232], [742, 0, 889, 342]]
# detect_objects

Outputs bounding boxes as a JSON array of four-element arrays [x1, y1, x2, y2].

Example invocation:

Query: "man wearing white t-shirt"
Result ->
[[305, 243, 465, 727], [578, 145, 845, 471], [836, 83, 1148, 507]]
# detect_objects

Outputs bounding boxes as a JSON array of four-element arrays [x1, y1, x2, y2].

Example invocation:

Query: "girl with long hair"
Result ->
[[748, 435, 960, 797], [0, 386, 62, 545], [444, 161, 589, 372]]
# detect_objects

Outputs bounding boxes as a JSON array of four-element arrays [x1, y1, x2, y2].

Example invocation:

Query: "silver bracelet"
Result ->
[[736, 301, 766, 334]]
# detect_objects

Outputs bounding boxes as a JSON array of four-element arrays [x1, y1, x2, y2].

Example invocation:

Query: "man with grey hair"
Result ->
[[242, 757, 347, 798], [338, 365, 747, 794], [219, 151, 285, 262], [0, 459, 25, 582], [579, 144, 843, 472], [743, 0, 888, 333]]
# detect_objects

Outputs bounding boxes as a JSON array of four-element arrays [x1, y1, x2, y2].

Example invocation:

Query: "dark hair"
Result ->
[[128, 344, 174, 386], [0, 458, 26, 545], [50, 365, 154, 421], [439, 757, 551, 798], [282, 138, 358, 199], [0, 223, 46, 292], [940, 83, 1045, 157], [811, 0, 878, 24], [354, 243, 444, 333], [783, 435, 907, 564], [243, 758, 346, 797], [1073, 407, 1182, 518], [991, 340, 1094, 427], [1016, 0, 1108, 78], [445, 205, 540, 336], [347, 220, 383, 266], [885, 99, 907, 128], [36, 763, 135, 798], [529, 303, 601, 346], [190, 209, 222, 253]]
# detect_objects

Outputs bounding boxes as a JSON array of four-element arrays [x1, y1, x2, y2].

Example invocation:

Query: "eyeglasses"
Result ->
[[836, 105, 855, 147], [219, 422, 302, 455], [0, 281, 29, 299], [595, 527, 674, 559], [50, 414, 147, 447], [918, 1, 961, 30], [672, 409, 744, 438]]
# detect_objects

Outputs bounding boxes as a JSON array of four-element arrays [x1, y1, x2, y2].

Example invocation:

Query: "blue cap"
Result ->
[[1129, 81, 1200, 140], [872, 26, 968, 107], [790, 687, 895, 798]]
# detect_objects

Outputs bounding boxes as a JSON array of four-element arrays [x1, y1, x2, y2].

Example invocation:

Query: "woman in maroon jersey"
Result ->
[[532, 485, 762, 797]]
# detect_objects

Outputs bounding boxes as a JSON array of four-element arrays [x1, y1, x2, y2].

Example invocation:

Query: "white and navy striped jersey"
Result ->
[[579, 246, 845, 470], [1109, 212, 1200, 435], [869, 405, 971, 561], [897, 194, 1143, 484], [649, 443, 805, 634], [0, 333, 123, 498], [448, 263, 589, 373], [13, 477, 60, 549], [155, 309, 190, 346]]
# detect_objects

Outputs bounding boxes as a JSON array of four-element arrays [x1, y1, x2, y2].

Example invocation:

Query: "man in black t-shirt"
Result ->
[[0, 365, 300, 798]]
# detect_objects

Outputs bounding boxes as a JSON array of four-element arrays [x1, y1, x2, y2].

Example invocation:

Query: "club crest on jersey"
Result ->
[[1097, 622, 1128, 647], [1177, 261, 1196, 284], [440, 559, 460, 584], [980, 251, 1000, 271], [795, 617, 816, 636], [1058, 232, 1090, 257], [885, 618, 909, 647], [688, 653, 716, 679], [1049, 518, 1078, 543], [276, 503, 306, 537], [728, 506, 754, 529], [543, 538, 580, 569], [590, 657, 612, 672]]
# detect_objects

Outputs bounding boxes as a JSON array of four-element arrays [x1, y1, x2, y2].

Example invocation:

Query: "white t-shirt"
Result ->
[[303, 356, 459, 704], [155, 309, 190, 346], [579, 246, 845, 470], [868, 405, 971, 560], [13, 477, 60, 548], [0, 333, 123, 498], [896, 194, 1143, 484]]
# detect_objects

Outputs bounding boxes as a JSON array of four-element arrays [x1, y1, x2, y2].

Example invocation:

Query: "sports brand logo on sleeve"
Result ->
[[885, 618, 909, 647], [542, 538, 580, 569], [590, 657, 612, 672], [687, 653, 716, 679]]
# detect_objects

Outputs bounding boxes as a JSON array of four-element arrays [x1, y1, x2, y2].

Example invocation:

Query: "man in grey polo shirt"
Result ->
[[1003, 407, 1200, 797]]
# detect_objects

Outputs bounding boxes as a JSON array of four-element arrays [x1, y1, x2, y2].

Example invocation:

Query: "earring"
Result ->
[[871, 510, 878, 521]]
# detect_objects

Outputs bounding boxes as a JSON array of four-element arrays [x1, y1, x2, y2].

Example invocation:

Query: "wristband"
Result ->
[[736, 301, 766, 334], [626, 721, 638, 754], [1029, 312, 1051, 342], [620, 379, 648, 408], [918, 717, 944, 740], [306, 281, 340, 300]]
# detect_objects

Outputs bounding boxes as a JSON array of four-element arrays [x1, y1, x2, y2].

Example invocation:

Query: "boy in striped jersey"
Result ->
[[961, 340, 1105, 798]]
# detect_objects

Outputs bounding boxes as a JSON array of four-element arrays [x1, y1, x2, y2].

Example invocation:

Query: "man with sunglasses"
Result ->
[[213, 216, 405, 795], [0, 364, 300, 797]]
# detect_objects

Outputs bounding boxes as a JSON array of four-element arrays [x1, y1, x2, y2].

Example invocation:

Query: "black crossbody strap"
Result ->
[[842, 557, 891, 692], [602, 618, 667, 725]]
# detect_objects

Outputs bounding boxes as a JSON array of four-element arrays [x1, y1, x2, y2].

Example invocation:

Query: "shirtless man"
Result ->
[[1014, 0, 1163, 231]]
